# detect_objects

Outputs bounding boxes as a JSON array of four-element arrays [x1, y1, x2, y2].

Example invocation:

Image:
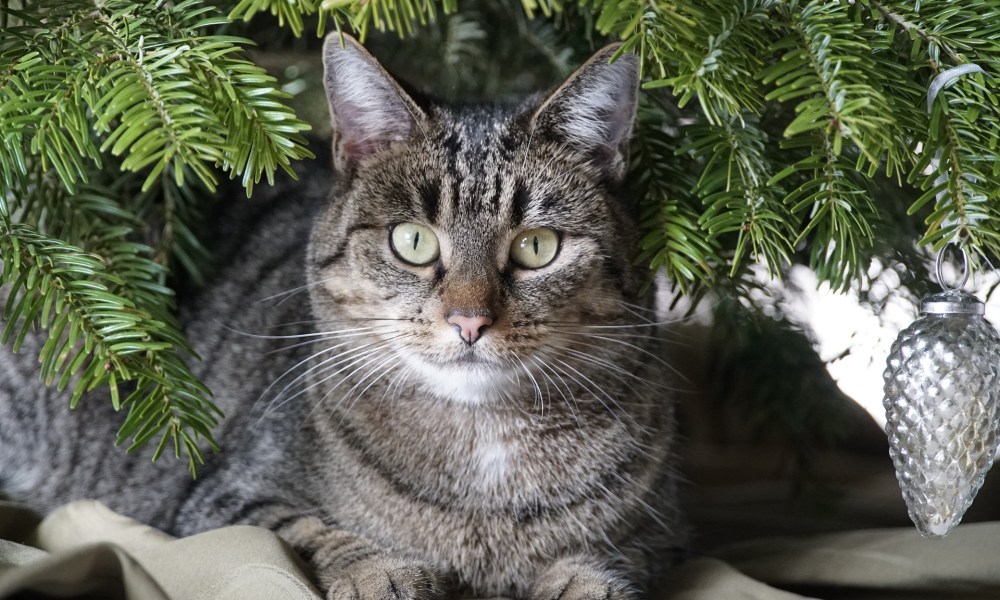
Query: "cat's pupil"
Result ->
[[413, 231, 420, 250]]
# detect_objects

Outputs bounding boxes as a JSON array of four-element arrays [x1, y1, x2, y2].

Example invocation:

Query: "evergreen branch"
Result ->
[[148, 169, 211, 285], [229, 0, 321, 37], [520, 0, 560, 19], [760, 1, 894, 166], [632, 102, 720, 293], [0, 44, 99, 193], [649, 0, 775, 125], [0, 0, 312, 197], [181, 42, 313, 194], [909, 71, 1000, 262], [1, 161, 221, 471], [0, 219, 221, 474], [92, 32, 227, 192], [0, 0, 316, 471], [865, 0, 966, 66], [639, 195, 719, 294], [683, 117, 795, 278], [772, 131, 878, 291], [230, 0, 457, 38], [865, 0, 1000, 69], [588, 0, 701, 75], [864, 0, 1000, 263]]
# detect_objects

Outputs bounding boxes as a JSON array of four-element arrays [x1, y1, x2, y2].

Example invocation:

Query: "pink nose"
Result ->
[[446, 312, 494, 345]]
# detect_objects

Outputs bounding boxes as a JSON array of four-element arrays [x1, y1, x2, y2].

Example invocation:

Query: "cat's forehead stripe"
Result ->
[[435, 111, 523, 224], [510, 183, 528, 228], [418, 180, 439, 224]]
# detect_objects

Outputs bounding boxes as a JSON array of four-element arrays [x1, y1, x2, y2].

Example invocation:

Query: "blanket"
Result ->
[[2, 500, 999, 599]]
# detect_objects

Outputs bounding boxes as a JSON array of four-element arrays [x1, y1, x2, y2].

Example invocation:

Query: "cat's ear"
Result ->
[[529, 44, 639, 176], [322, 34, 425, 169]]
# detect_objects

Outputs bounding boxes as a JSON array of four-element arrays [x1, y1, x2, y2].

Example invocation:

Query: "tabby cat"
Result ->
[[0, 35, 683, 599]]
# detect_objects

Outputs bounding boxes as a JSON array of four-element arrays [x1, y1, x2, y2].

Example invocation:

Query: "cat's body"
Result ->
[[0, 36, 683, 599]]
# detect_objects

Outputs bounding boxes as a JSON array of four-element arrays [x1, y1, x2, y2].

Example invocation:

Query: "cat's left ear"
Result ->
[[529, 44, 640, 177], [322, 34, 426, 170]]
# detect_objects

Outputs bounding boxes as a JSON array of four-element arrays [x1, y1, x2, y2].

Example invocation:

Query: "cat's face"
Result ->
[[308, 36, 641, 404]]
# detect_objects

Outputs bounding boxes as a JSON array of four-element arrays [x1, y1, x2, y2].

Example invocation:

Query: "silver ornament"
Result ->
[[883, 285, 1000, 537]]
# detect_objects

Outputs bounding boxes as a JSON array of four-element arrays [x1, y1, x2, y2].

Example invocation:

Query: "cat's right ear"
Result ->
[[528, 44, 639, 178], [322, 34, 424, 170]]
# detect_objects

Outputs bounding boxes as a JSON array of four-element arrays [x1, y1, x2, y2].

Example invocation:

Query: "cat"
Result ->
[[0, 34, 684, 599]]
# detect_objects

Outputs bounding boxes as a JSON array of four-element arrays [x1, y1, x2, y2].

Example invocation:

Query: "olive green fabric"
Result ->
[[0, 501, 319, 600], [715, 525, 1000, 599], [3, 500, 1000, 599]]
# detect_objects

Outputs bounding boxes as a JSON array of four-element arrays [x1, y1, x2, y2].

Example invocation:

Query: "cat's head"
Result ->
[[308, 34, 643, 405]]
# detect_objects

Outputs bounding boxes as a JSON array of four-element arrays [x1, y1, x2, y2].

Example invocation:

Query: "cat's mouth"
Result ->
[[448, 351, 493, 366], [406, 349, 518, 404]]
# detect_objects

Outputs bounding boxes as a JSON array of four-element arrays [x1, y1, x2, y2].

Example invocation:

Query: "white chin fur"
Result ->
[[408, 358, 519, 405]]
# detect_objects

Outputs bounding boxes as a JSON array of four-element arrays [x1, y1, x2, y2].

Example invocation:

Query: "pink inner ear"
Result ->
[[324, 38, 420, 164], [529, 49, 638, 169], [334, 99, 413, 161], [340, 136, 394, 159]]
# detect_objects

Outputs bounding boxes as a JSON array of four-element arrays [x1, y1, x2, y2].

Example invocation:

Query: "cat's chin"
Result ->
[[408, 357, 519, 405]]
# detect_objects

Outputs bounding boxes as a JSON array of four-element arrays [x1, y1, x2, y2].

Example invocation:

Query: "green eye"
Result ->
[[510, 228, 560, 269], [390, 223, 440, 266]]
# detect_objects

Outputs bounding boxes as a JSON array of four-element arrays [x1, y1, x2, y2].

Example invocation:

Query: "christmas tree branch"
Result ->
[[866, 0, 967, 67], [0, 217, 221, 474], [684, 117, 794, 278], [0, 0, 311, 469]]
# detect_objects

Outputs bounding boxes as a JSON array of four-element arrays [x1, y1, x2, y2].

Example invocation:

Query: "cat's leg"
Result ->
[[529, 557, 636, 600], [276, 514, 444, 600]]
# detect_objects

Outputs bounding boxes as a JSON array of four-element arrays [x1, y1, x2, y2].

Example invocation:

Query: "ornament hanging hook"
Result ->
[[935, 244, 970, 292]]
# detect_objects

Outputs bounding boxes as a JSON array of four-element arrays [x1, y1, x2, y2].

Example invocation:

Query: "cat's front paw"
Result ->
[[323, 554, 443, 600], [530, 558, 635, 600]]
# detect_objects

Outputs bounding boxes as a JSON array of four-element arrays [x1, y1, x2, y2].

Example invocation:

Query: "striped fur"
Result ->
[[0, 36, 684, 599]]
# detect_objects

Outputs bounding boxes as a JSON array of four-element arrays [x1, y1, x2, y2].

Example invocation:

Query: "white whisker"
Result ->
[[548, 331, 684, 381], [511, 354, 545, 412], [259, 335, 410, 421], [260, 317, 411, 331], [267, 326, 399, 355], [554, 346, 662, 394], [255, 276, 337, 306], [228, 323, 396, 341], [335, 354, 405, 426], [545, 354, 629, 425], [530, 352, 582, 426], [311, 342, 412, 425], [378, 363, 414, 410], [255, 336, 390, 414]]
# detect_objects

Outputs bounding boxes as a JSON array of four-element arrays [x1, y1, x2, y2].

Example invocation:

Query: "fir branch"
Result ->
[[909, 72, 1000, 260], [649, 0, 776, 125], [0, 0, 312, 197], [1, 162, 220, 471], [0, 218, 221, 474], [632, 102, 720, 293], [229, 0, 459, 38], [865, 1, 1000, 263], [865, 0, 965, 67], [229, 0, 321, 37], [0, 0, 314, 468], [865, 0, 1000, 69], [760, 1, 894, 166], [683, 117, 795, 278], [772, 130, 879, 290]]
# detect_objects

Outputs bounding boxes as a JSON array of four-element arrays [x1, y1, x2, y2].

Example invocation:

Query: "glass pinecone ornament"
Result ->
[[883, 289, 1000, 537]]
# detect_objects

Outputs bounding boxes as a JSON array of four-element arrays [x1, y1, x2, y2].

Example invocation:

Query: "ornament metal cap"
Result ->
[[920, 290, 985, 316]]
